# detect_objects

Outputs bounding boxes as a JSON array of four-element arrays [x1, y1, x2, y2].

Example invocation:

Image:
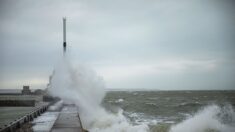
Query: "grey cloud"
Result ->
[[0, 0, 235, 90]]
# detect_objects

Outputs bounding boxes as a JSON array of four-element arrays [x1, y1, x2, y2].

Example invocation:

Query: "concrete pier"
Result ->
[[51, 105, 83, 132]]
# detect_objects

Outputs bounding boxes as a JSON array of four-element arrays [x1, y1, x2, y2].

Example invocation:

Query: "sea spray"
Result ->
[[170, 104, 235, 132], [48, 57, 149, 132]]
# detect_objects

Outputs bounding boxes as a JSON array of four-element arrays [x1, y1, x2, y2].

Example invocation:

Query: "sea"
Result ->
[[46, 58, 235, 132], [102, 90, 235, 132]]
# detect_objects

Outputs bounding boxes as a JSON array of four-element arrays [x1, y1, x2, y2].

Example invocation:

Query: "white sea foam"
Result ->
[[48, 57, 149, 132], [170, 104, 235, 132], [115, 98, 124, 103], [88, 109, 148, 132], [48, 100, 63, 111]]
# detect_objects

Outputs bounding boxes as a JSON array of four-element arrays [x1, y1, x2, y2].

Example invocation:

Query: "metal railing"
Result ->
[[0, 105, 49, 132]]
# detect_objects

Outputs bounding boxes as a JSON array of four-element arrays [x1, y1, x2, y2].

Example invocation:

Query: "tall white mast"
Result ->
[[63, 17, 66, 53]]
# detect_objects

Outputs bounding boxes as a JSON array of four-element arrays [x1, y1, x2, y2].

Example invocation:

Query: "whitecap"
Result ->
[[115, 98, 124, 103], [170, 104, 235, 132]]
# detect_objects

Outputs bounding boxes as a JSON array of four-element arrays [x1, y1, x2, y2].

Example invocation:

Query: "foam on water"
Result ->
[[48, 58, 149, 132], [170, 104, 235, 132], [115, 98, 124, 103]]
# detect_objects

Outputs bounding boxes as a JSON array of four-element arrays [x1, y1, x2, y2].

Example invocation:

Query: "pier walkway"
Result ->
[[51, 105, 83, 132]]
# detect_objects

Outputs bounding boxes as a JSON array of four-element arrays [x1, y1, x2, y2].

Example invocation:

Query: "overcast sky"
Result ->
[[0, 0, 235, 90]]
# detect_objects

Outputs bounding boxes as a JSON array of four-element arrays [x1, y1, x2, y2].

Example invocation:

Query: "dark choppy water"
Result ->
[[102, 90, 235, 132]]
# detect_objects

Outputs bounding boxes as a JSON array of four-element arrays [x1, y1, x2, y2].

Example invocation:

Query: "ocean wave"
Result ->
[[177, 101, 201, 107], [88, 109, 149, 132], [147, 97, 159, 100], [170, 104, 235, 132], [145, 102, 158, 107]]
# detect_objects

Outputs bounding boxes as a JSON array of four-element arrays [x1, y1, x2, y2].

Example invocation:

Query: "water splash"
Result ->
[[170, 104, 235, 132], [48, 57, 149, 132]]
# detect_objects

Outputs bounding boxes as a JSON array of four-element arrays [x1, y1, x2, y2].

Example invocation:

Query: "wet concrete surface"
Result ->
[[51, 105, 83, 132]]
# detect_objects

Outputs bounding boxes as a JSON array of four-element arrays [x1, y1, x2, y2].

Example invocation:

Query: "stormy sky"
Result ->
[[0, 0, 235, 90]]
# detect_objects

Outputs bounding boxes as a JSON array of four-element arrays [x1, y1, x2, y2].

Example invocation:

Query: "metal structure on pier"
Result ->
[[63, 17, 67, 54]]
